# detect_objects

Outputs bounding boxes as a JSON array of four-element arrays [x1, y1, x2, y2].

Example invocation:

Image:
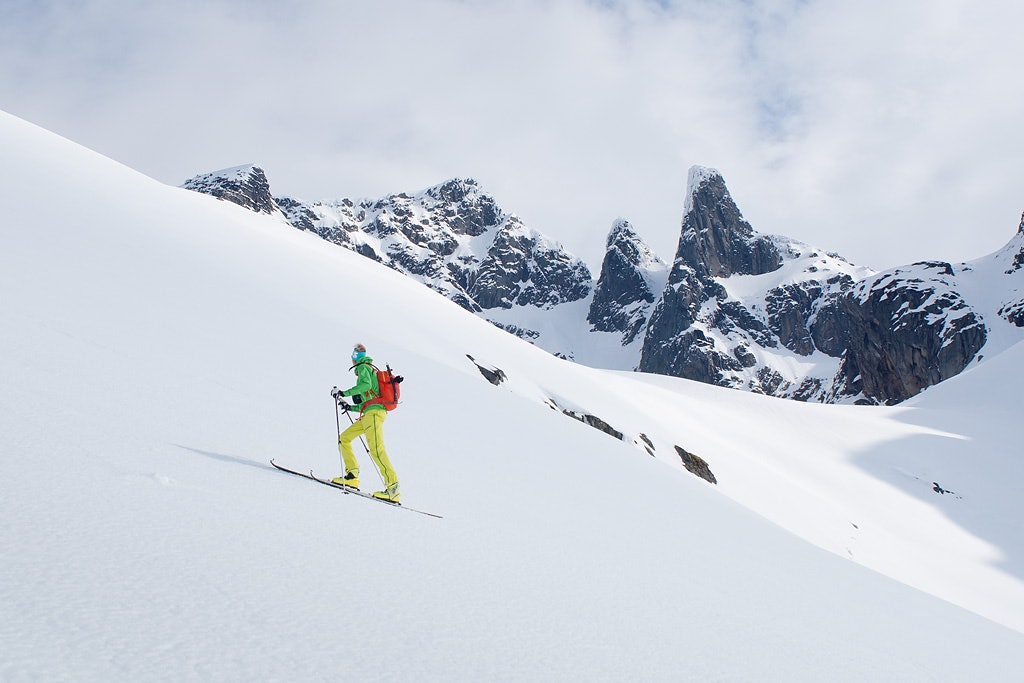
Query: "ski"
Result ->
[[270, 460, 443, 519]]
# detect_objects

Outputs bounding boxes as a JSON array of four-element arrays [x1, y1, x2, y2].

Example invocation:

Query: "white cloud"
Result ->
[[1, 0, 1021, 270]]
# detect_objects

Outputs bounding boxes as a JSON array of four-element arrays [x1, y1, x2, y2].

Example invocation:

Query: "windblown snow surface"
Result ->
[[2, 110, 1023, 681]]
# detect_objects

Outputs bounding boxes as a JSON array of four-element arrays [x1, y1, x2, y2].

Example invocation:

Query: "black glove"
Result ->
[[339, 402, 356, 412], [331, 387, 343, 399]]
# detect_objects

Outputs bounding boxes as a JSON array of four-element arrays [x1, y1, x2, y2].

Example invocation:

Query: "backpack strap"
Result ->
[[358, 364, 383, 412]]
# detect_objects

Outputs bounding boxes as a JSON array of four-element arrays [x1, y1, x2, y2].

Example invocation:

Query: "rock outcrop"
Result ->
[[182, 165, 281, 216], [833, 263, 988, 403], [675, 166, 782, 278], [639, 167, 790, 389], [587, 219, 667, 345], [637, 166, 1002, 404]]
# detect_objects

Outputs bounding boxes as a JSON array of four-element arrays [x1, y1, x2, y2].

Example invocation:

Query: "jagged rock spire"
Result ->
[[675, 166, 781, 278], [181, 165, 279, 215], [588, 219, 667, 344]]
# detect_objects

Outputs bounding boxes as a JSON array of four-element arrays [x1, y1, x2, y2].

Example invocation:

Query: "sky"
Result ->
[[2, 0, 1022, 271]]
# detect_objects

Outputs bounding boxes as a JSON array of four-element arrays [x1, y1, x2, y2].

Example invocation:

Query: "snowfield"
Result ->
[[2, 109, 1024, 681]]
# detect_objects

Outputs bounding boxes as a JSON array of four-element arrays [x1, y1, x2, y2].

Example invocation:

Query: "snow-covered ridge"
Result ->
[[194, 163, 261, 182], [181, 163, 1024, 406], [194, 171, 595, 315]]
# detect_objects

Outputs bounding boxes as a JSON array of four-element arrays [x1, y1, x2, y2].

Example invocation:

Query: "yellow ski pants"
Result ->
[[338, 409, 398, 490]]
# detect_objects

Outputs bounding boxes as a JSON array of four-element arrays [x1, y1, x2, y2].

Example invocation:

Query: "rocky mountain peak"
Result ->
[[676, 165, 781, 278], [683, 166, 721, 214], [424, 177, 480, 204], [588, 219, 668, 345], [182, 165, 591, 318], [605, 219, 664, 268], [181, 165, 279, 216], [606, 217, 635, 243], [416, 177, 503, 237]]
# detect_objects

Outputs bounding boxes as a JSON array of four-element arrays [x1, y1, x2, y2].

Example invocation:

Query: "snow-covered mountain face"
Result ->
[[9, 108, 1024, 678], [183, 165, 592, 314], [639, 168, 1024, 403], [182, 164, 1024, 405]]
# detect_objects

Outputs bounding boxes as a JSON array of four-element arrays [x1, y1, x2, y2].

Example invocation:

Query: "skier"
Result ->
[[330, 343, 401, 503]]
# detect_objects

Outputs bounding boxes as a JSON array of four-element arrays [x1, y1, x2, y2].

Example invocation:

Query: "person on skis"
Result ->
[[330, 343, 401, 503]]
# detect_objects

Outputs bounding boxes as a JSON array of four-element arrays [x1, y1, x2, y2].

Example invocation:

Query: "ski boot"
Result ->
[[372, 482, 401, 504], [331, 472, 360, 490]]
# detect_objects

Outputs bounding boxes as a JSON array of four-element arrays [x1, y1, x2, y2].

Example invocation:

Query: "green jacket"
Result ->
[[342, 356, 384, 412]]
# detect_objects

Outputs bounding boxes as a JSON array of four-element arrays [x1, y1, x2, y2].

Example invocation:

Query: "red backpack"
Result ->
[[362, 364, 403, 411]]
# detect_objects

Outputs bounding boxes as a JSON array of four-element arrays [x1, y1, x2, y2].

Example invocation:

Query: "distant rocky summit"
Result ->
[[587, 219, 667, 346], [182, 165, 281, 216], [674, 166, 782, 279], [182, 166, 591, 316], [182, 164, 1024, 405]]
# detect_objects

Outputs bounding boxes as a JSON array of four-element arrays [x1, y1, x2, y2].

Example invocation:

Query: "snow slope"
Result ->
[[2, 109, 1024, 681]]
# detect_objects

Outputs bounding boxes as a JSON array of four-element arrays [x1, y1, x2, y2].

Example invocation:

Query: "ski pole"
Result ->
[[334, 391, 343, 474]]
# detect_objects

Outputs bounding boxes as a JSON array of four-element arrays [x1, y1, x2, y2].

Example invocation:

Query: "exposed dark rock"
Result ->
[[642, 327, 745, 386], [809, 290, 853, 358], [675, 168, 782, 279], [674, 445, 717, 485], [837, 263, 987, 403], [274, 195, 318, 231], [714, 300, 777, 349], [790, 377, 825, 402], [753, 366, 787, 396], [766, 283, 822, 356], [466, 355, 507, 386], [546, 398, 624, 441], [576, 413, 624, 441], [182, 165, 279, 215], [588, 219, 667, 345], [637, 433, 656, 456], [486, 320, 541, 340], [931, 481, 962, 498], [733, 344, 757, 368], [470, 218, 592, 310], [1008, 212, 1024, 273], [424, 178, 501, 236], [643, 264, 708, 343], [998, 300, 1024, 327]]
